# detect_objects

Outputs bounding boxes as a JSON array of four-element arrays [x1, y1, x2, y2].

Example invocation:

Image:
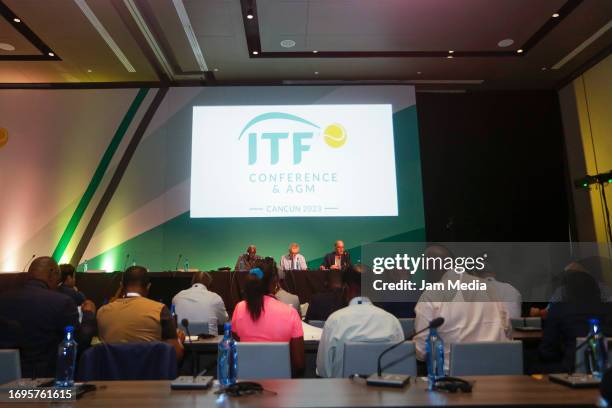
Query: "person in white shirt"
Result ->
[[472, 260, 522, 320], [316, 267, 404, 378], [413, 246, 509, 372], [279, 243, 307, 280], [172, 271, 228, 335]]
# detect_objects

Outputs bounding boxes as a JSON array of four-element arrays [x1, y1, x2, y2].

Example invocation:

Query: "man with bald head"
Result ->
[[234, 245, 262, 271], [0, 256, 97, 377], [320, 240, 352, 270]]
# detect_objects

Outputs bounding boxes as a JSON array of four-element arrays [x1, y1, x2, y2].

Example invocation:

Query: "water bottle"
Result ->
[[170, 304, 178, 327], [55, 326, 77, 387], [217, 323, 238, 386], [425, 327, 445, 390], [184, 259, 189, 272], [83, 259, 88, 273], [585, 318, 608, 379]]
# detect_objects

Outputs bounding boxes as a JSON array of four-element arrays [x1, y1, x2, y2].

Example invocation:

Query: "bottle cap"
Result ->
[[224, 322, 232, 331], [65, 325, 74, 333], [589, 318, 600, 325]]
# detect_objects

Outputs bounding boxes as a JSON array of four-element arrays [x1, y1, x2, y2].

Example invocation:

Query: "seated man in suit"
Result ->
[[0, 256, 97, 377], [316, 266, 404, 377], [320, 240, 352, 270], [234, 245, 262, 271], [97, 266, 184, 360], [58, 264, 87, 306]]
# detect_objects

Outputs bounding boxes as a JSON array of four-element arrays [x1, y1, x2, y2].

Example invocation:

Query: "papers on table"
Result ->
[[302, 321, 323, 341]]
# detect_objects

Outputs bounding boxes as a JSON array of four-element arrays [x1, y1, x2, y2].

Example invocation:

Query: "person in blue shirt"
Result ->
[[58, 264, 86, 306]]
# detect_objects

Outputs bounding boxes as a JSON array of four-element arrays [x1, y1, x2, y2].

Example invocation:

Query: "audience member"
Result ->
[[231, 258, 305, 377], [306, 269, 346, 321], [413, 245, 509, 371], [234, 245, 262, 271], [320, 240, 352, 270], [539, 270, 612, 372], [316, 266, 404, 378], [0, 256, 96, 377], [172, 271, 228, 335], [58, 264, 86, 306], [97, 266, 184, 360]]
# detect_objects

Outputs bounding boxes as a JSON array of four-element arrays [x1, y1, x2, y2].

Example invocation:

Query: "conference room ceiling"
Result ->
[[0, 0, 610, 89]]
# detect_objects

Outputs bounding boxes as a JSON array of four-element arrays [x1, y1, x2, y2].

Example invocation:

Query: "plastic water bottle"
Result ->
[[585, 318, 608, 379], [184, 259, 189, 272], [55, 326, 77, 387], [83, 259, 88, 273], [170, 304, 178, 327], [426, 327, 445, 390], [217, 323, 238, 386]]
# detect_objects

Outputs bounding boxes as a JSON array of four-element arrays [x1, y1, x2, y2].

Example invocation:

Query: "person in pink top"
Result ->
[[231, 257, 305, 377]]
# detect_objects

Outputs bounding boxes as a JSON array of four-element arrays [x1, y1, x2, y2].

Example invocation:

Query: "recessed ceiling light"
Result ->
[[517, 49, 523, 53], [48, 52, 55, 57], [313, 50, 318, 54], [213, 68, 219, 72], [280, 39, 296, 48], [314, 71, 319, 75], [252, 51, 258, 55], [447, 55, 453, 59], [13, 17, 20, 23], [541, 67, 547, 71], [552, 13, 560, 18], [247, 14, 254, 19], [497, 38, 514, 47], [0, 43, 15, 51], [448, 50, 454, 54], [417, 71, 422, 74], [246, 8, 254, 19], [87, 69, 92, 73]]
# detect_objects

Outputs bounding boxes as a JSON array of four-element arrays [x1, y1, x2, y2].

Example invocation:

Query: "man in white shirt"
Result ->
[[172, 272, 228, 335], [279, 243, 307, 280], [414, 249, 510, 371], [316, 268, 404, 378], [471, 261, 522, 320]]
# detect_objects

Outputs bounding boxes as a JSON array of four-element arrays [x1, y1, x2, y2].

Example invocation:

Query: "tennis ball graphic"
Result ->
[[323, 123, 347, 148], [0, 128, 7, 149]]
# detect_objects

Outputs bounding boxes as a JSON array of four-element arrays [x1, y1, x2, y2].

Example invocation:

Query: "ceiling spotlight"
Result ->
[[417, 71, 422, 74], [541, 67, 547, 71], [0, 43, 15, 51], [448, 50, 454, 54], [246, 9, 254, 19], [213, 68, 219, 72], [313, 50, 318, 54], [447, 55, 453, 59], [552, 13, 560, 18], [13, 17, 20, 23], [252, 50, 258, 55], [314, 71, 319, 75], [48, 52, 55, 57], [497, 38, 514, 48], [517, 49, 523, 54], [87, 69, 92, 73]]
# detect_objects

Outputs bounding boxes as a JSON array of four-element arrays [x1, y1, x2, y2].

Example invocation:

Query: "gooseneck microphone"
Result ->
[[22, 254, 36, 272], [367, 317, 445, 387], [174, 254, 183, 271], [170, 318, 213, 390], [122, 254, 131, 271], [181, 318, 197, 378]]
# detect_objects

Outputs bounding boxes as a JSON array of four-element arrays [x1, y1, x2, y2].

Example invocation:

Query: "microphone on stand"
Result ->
[[122, 254, 131, 271], [22, 254, 36, 272], [169, 318, 213, 390], [174, 254, 183, 271], [367, 317, 445, 387]]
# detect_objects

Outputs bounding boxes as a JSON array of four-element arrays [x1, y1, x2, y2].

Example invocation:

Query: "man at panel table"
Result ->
[[320, 240, 353, 270], [279, 242, 307, 280]]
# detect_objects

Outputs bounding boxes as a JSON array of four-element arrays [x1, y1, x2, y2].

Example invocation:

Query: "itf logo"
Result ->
[[239, 112, 347, 165]]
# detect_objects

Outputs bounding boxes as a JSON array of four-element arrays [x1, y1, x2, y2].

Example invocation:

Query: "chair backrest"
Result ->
[[510, 318, 524, 329], [524, 317, 541, 328], [449, 341, 523, 376], [236, 342, 291, 379], [0, 349, 21, 386], [399, 318, 415, 337], [574, 337, 612, 373], [77, 342, 177, 381], [308, 320, 325, 329], [342, 341, 417, 378]]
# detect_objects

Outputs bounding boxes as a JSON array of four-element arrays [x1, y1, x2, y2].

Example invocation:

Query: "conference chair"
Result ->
[[236, 342, 291, 379], [342, 341, 417, 378], [0, 349, 21, 385], [449, 341, 523, 376], [77, 342, 177, 381], [510, 317, 542, 329], [574, 337, 612, 374], [399, 318, 415, 337], [308, 320, 325, 329]]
